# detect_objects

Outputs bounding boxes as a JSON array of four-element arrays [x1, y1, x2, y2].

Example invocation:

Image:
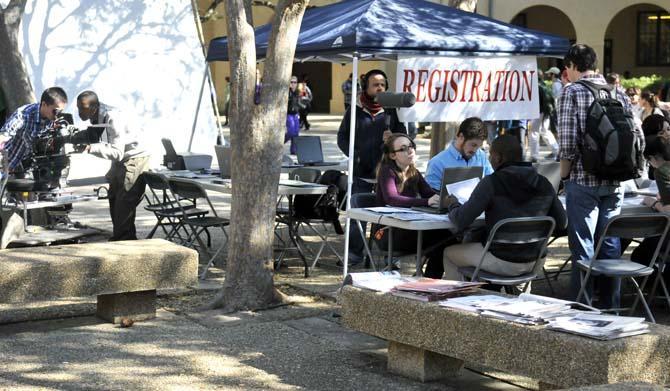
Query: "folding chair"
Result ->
[[142, 172, 210, 245], [168, 178, 230, 279], [575, 213, 670, 323], [458, 216, 556, 294]]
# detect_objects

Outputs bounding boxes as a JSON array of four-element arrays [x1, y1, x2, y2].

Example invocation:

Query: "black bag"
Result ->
[[576, 80, 643, 181], [292, 170, 346, 234]]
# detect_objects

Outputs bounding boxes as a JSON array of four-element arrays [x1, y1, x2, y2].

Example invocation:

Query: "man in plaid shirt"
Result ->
[[0, 87, 68, 173], [557, 44, 640, 309]]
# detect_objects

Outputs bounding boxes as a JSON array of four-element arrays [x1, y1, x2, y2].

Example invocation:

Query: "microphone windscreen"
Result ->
[[375, 92, 416, 108]]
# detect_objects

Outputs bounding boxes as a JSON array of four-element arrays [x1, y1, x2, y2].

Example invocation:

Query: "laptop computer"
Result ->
[[295, 136, 338, 166], [214, 145, 232, 179], [412, 166, 484, 214]]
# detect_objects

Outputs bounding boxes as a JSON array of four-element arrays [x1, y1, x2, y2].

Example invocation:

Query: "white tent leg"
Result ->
[[205, 65, 225, 143], [343, 53, 359, 278], [189, 67, 208, 152]]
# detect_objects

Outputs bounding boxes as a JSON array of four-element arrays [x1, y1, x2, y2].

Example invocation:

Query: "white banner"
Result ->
[[396, 56, 540, 122]]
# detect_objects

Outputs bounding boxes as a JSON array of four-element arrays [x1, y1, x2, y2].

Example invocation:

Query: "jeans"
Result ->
[[348, 177, 375, 259], [528, 114, 559, 159], [565, 180, 623, 308]]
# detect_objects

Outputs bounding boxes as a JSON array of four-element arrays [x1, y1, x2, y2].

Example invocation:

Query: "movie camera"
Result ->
[[22, 113, 105, 191]]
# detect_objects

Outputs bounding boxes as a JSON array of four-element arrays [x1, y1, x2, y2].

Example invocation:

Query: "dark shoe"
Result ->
[[384, 257, 401, 270], [337, 252, 364, 268]]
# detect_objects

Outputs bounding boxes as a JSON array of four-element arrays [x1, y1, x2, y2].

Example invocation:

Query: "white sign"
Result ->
[[396, 56, 540, 122], [20, 0, 217, 178]]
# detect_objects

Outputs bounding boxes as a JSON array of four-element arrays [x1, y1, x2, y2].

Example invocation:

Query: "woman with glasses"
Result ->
[[373, 134, 452, 278]]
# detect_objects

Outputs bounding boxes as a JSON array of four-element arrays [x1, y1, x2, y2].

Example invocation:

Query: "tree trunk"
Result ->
[[210, 0, 308, 312], [429, 0, 477, 157], [0, 0, 35, 113]]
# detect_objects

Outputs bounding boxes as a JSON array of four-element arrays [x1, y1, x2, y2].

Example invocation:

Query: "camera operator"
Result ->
[[0, 87, 68, 175], [76, 91, 150, 241]]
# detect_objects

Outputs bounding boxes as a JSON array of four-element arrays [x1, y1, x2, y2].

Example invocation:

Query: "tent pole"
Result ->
[[206, 64, 225, 143], [189, 67, 208, 152], [343, 53, 359, 278]]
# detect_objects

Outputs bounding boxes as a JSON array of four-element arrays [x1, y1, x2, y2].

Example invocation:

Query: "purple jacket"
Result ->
[[376, 164, 435, 207]]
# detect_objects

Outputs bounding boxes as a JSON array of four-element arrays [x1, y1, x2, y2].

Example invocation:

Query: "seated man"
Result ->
[[442, 135, 567, 280], [425, 117, 494, 191]]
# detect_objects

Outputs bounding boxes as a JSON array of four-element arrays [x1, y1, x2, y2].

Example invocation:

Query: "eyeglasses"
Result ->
[[290, 81, 298, 84], [392, 144, 416, 154]]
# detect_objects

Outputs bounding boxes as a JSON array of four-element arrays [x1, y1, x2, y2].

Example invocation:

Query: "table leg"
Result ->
[[287, 195, 309, 278], [415, 231, 423, 277], [385, 227, 393, 271]]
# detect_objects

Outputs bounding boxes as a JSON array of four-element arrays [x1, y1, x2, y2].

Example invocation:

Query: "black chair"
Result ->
[[458, 216, 556, 294], [575, 214, 670, 323], [168, 178, 230, 279], [142, 172, 210, 244]]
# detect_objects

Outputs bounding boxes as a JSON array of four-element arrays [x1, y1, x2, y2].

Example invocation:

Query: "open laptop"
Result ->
[[214, 145, 232, 179], [294, 136, 339, 166], [412, 166, 484, 214]]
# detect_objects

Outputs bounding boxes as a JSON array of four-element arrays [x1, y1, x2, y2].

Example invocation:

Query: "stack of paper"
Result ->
[[344, 271, 411, 293], [390, 279, 484, 302], [547, 313, 649, 340], [440, 294, 595, 325]]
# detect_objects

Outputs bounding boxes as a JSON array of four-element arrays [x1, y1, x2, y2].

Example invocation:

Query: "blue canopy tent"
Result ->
[[204, 0, 571, 276]]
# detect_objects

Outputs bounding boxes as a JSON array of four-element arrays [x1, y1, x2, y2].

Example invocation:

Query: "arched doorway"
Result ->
[[605, 3, 670, 78], [510, 6, 577, 71]]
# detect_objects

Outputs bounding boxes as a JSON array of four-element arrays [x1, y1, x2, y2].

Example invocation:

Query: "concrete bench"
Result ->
[[339, 286, 670, 390], [0, 239, 198, 323]]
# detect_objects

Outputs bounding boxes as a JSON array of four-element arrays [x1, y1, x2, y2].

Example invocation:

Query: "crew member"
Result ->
[[77, 91, 150, 241], [0, 87, 68, 174], [337, 69, 407, 266]]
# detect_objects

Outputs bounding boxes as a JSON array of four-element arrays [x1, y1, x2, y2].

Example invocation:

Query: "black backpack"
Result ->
[[576, 80, 643, 181]]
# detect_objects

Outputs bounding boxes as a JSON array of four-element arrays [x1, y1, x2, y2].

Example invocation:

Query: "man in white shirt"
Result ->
[[77, 91, 150, 241], [546, 67, 563, 99]]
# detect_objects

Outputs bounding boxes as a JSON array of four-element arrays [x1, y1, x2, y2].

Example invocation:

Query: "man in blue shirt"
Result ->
[[425, 117, 493, 190]]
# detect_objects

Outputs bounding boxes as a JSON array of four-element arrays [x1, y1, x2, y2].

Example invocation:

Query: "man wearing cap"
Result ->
[[546, 67, 563, 99]]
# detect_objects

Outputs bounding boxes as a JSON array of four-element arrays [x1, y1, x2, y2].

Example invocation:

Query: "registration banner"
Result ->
[[396, 56, 540, 122]]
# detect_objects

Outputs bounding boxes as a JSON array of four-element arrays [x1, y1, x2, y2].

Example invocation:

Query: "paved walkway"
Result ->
[[0, 115, 597, 390]]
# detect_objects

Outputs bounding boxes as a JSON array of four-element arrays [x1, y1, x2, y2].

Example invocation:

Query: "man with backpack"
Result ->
[[557, 44, 644, 309]]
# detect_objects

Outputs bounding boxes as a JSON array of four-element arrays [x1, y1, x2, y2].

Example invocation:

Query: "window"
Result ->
[[637, 11, 670, 66]]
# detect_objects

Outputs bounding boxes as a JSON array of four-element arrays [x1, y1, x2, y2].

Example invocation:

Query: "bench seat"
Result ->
[[0, 239, 198, 323], [340, 286, 670, 389]]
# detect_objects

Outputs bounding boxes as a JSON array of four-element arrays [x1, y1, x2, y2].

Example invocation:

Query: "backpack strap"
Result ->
[[576, 80, 615, 100]]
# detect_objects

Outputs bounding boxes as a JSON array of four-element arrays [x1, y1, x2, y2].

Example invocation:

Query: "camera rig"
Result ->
[[21, 114, 104, 191]]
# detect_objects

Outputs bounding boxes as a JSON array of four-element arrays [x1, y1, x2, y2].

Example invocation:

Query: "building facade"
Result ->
[[200, 0, 670, 114]]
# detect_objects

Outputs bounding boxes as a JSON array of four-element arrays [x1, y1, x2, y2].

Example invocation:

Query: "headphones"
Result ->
[[362, 69, 389, 91]]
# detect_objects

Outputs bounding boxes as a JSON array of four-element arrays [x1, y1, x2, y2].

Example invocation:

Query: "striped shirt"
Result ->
[[0, 103, 51, 171], [557, 74, 639, 187]]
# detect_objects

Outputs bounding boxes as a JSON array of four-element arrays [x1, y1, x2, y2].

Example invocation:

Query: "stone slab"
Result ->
[[97, 289, 157, 323], [339, 286, 670, 389], [388, 341, 464, 382], [0, 239, 198, 303]]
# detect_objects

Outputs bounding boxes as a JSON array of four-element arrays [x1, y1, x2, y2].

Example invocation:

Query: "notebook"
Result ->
[[412, 166, 483, 214], [295, 136, 338, 166], [214, 145, 232, 179]]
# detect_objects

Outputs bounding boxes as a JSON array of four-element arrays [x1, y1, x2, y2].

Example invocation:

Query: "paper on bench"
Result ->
[[344, 271, 412, 293], [364, 206, 413, 213], [446, 177, 480, 204]]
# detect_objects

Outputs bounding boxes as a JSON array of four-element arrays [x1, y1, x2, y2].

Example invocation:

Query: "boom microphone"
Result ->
[[374, 92, 416, 108]]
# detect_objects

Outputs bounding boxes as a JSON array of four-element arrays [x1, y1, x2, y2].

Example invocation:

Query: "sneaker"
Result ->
[[545, 153, 558, 161]]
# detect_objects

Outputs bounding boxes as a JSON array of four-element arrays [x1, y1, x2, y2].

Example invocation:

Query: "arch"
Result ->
[[509, 5, 576, 42], [604, 3, 670, 77], [509, 5, 576, 70]]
